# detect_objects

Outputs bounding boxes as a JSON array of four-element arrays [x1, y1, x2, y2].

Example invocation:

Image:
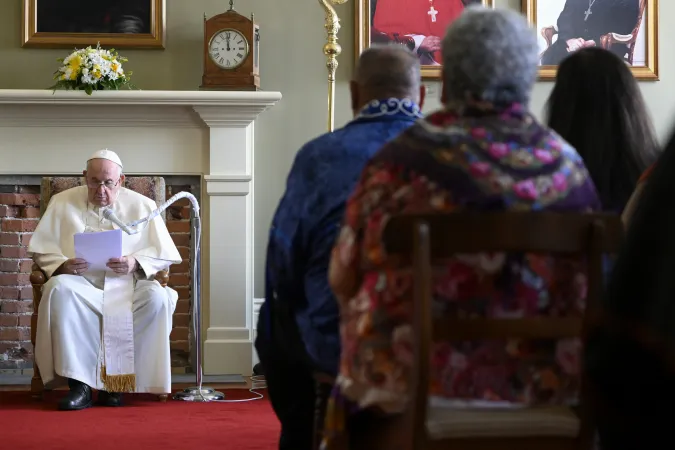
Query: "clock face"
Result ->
[[208, 29, 250, 70]]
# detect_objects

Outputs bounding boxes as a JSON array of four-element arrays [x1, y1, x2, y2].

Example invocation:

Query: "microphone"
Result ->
[[102, 192, 200, 236], [102, 208, 139, 235]]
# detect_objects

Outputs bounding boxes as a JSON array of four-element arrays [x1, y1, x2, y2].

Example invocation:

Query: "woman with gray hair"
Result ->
[[320, 6, 600, 449]]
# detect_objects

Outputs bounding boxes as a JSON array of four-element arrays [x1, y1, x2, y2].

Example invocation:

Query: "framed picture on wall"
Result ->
[[22, 0, 166, 49], [355, 0, 494, 80], [523, 0, 658, 80]]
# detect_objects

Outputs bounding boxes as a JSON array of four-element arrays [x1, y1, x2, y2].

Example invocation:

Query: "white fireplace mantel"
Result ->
[[0, 89, 282, 376], [0, 89, 281, 128]]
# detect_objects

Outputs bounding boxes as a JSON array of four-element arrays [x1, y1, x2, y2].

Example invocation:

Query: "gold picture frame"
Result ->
[[22, 0, 166, 49], [523, 0, 658, 81], [355, 0, 494, 80]]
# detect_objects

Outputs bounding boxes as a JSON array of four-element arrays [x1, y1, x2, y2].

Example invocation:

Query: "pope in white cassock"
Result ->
[[28, 150, 182, 411]]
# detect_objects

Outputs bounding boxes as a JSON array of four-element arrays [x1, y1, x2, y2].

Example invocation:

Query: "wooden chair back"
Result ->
[[382, 212, 624, 450], [40, 176, 167, 219], [628, 0, 649, 64]]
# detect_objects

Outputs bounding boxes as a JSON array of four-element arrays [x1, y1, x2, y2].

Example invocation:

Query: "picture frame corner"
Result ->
[[20, 0, 166, 50]]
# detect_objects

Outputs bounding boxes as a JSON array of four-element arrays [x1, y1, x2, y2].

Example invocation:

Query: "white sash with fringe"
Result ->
[[101, 272, 136, 392]]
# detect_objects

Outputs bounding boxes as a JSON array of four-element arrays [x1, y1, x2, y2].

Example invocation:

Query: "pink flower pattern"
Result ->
[[321, 104, 600, 450], [513, 179, 539, 200], [488, 142, 509, 159]]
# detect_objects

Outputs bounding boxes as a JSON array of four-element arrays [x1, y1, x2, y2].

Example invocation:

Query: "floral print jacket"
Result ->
[[322, 103, 601, 448]]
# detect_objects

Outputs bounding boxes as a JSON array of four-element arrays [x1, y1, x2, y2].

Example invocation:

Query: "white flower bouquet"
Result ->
[[50, 43, 134, 95]]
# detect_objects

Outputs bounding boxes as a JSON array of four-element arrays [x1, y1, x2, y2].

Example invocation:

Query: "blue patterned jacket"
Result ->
[[260, 99, 422, 375]]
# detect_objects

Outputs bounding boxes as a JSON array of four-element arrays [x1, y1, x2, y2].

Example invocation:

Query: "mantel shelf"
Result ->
[[0, 89, 282, 128], [0, 89, 282, 106]]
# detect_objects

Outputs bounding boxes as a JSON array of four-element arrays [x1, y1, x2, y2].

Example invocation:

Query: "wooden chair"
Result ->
[[599, 0, 648, 65], [540, 0, 647, 65], [30, 176, 171, 402], [382, 212, 623, 450], [313, 372, 336, 450]]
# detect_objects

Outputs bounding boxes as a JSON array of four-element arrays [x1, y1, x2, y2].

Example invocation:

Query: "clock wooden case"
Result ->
[[201, 9, 260, 91]]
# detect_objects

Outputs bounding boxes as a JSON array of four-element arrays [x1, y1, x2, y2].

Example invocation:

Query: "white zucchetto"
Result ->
[[87, 149, 123, 169]]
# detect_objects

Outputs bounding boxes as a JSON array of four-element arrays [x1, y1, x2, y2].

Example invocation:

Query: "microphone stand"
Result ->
[[114, 192, 224, 402], [173, 210, 225, 402]]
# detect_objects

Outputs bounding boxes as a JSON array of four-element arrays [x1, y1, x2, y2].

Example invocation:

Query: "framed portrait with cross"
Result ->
[[523, 0, 659, 80], [355, 0, 494, 79]]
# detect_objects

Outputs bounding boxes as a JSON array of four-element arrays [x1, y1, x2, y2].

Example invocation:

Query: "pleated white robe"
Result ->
[[28, 186, 182, 393]]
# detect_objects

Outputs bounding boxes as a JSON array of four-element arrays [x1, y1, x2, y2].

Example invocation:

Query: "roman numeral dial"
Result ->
[[208, 29, 250, 70]]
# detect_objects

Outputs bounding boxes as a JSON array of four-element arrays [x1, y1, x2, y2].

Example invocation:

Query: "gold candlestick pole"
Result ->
[[319, 0, 347, 132]]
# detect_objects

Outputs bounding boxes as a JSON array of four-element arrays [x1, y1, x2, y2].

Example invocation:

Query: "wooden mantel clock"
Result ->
[[201, 2, 260, 91]]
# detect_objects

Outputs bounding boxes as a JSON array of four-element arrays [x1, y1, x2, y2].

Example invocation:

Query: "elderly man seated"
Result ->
[[28, 150, 182, 411]]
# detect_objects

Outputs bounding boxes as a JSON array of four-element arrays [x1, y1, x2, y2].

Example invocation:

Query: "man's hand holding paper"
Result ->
[[106, 256, 138, 275], [59, 258, 90, 276]]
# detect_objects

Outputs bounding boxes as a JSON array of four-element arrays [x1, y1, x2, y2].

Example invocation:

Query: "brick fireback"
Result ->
[[0, 176, 201, 372]]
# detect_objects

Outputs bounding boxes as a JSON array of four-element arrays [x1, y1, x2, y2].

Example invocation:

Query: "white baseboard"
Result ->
[[252, 297, 264, 366], [202, 298, 265, 375]]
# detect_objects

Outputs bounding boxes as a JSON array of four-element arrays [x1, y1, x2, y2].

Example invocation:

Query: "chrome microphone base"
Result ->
[[173, 386, 225, 402]]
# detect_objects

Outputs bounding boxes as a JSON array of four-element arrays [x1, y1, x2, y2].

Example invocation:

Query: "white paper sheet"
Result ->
[[74, 229, 123, 271]]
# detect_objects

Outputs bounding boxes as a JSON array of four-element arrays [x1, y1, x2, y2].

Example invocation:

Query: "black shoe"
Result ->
[[58, 379, 93, 411], [98, 391, 124, 407], [253, 362, 265, 376]]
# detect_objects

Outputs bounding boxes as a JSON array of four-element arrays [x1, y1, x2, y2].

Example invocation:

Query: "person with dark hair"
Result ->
[[541, 0, 640, 66], [546, 47, 658, 213], [256, 45, 424, 450], [584, 127, 675, 449], [37, 0, 151, 34], [622, 163, 652, 225]]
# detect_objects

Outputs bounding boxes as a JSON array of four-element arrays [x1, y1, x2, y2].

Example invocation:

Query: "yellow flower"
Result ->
[[68, 55, 82, 70], [92, 64, 102, 79], [69, 71, 77, 80]]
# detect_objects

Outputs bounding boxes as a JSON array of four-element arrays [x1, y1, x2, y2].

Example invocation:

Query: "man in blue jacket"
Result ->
[[255, 45, 424, 450]]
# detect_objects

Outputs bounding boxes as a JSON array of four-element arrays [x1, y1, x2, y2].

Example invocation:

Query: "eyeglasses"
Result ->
[[86, 179, 120, 189]]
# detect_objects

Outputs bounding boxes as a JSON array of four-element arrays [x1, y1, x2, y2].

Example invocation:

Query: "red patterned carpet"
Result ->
[[0, 389, 279, 449]]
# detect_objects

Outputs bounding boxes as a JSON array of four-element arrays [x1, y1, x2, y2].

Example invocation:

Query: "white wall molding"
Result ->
[[205, 326, 251, 341], [204, 175, 251, 196], [193, 105, 276, 128], [252, 298, 264, 367], [0, 90, 282, 129], [0, 89, 283, 107], [0, 105, 204, 128]]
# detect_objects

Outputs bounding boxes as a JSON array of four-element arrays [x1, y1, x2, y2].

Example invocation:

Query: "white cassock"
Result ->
[[28, 186, 182, 394]]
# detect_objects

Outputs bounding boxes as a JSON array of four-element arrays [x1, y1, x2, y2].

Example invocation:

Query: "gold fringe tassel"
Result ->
[[101, 366, 136, 393]]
